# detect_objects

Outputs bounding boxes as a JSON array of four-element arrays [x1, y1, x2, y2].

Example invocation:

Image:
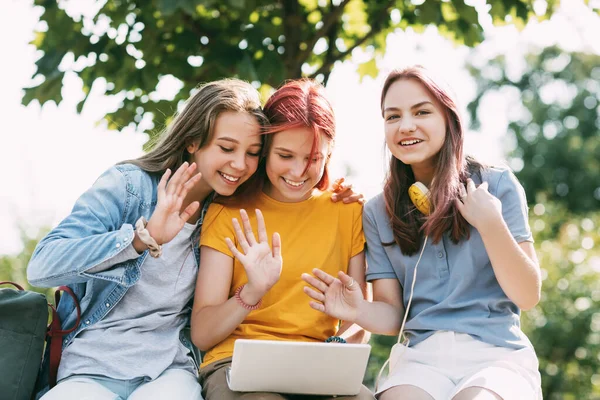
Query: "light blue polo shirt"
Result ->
[[364, 167, 534, 350]]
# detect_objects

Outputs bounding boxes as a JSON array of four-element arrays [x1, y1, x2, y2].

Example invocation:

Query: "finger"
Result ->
[[240, 209, 257, 245], [309, 301, 326, 313], [301, 273, 329, 293], [478, 181, 489, 192], [179, 201, 200, 223], [175, 162, 197, 197], [255, 209, 268, 243], [225, 237, 244, 260], [331, 186, 351, 202], [272, 232, 281, 258], [167, 162, 188, 196], [312, 268, 336, 286], [454, 199, 465, 215], [342, 193, 364, 204], [331, 177, 345, 192], [232, 218, 250, 253], [466, 178, 476, 193], [157, 168, 171, 199], [337, 271, 358, 291], [180, 171, 203, 199], [303, 286, 325, 302], [459, 184, 468, 203]]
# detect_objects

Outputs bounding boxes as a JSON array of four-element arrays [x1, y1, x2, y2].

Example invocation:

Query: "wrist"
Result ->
[[353, 298, 368, 325], [240, 284, 265, 307], [236, 284, 263, 310], [477, 215, 506, 237]]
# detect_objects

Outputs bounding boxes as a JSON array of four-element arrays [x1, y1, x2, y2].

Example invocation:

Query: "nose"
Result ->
[[398, 117, 416, 134], [229, 152, 246, 172], [289, 158, 307, 179]]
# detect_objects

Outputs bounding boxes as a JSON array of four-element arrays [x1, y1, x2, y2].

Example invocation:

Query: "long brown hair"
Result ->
[[122, 79, 267, 174], [381, 66, 482, 255]]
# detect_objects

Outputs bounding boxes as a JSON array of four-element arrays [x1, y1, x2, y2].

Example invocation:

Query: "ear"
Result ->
[[186, 139, 200, 154]]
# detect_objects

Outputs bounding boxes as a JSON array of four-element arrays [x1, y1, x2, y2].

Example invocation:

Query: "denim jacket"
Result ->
[[27, 163, 212, 396]]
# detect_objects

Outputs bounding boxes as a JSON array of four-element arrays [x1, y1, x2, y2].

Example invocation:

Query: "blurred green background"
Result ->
[[2, 1, 599, 399]]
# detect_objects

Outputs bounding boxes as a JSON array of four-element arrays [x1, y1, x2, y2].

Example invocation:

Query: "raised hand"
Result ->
[[330, 178, 365, 204], [225, 209, 282, 298], [145, 162, 203, 245], [301, 268, 364, 322], [455, 178, 503, 232]]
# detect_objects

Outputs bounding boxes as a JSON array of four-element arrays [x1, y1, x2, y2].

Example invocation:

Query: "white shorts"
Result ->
[[376, 331, 541, 400]]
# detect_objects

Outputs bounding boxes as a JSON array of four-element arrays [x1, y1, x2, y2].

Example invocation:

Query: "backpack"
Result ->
[[0, 282, 80, 400]]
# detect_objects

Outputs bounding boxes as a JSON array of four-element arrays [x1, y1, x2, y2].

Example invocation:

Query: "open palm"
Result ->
[[302, 269, 363, 322], [146, 162, 203, 245], [225, 209, 282, 295]]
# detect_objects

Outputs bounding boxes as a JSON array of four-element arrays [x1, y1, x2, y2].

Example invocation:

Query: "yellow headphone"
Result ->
[[408, 181, 430, 215]]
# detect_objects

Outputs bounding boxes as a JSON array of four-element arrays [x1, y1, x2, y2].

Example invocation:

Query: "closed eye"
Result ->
[[278, 154, 292, 159], [219, 146, 233, 153], [247, 151, 260, 157]]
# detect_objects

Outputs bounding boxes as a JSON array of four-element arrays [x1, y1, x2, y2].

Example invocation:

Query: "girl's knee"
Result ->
[[379, 385, 434, 400], [452, 387, 502, 400]]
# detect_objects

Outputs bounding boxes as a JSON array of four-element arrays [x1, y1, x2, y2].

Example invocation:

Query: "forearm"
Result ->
[[191, 285, 263, 351], [354, 300, 403, 336], [479, 219, 541, 310], [337, 321, 370, 344]]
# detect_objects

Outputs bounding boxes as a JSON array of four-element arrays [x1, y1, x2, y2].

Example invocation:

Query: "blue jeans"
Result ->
[[41, 368, 203, 400]]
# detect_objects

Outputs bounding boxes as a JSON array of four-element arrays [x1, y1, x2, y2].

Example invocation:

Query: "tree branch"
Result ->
[[295, 0, 351, 66]]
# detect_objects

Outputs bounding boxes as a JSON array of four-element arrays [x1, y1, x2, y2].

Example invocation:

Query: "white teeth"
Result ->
[[283, 178, 305, 187], [401, 139, 423, 146], [220, 172, 240, 182]]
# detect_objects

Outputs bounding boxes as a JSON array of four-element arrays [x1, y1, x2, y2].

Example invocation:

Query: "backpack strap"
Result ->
[[46, 286, 81, 388], [0, 281, 25, 290]]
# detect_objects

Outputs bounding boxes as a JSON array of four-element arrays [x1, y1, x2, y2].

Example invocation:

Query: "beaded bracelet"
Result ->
[[325, 336, 347, 344], [234, 284, 262, 311]]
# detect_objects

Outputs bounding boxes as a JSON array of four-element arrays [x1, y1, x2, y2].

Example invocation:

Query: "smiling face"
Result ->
[[190, 110, 262, 196], [263, 126, 330, 203], [383, 78, 447, 184]]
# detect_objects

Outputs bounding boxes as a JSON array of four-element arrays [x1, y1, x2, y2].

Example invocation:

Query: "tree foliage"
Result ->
[[24, 0, 554, 141], [467, 46, 600, 213]]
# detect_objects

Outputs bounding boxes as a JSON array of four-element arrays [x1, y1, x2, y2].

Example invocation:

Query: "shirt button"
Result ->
[[123, 238, 128, 242], [437, 252, 444, 258], [116, 243, 121, 248], [85, 320, 91, 325], [64, 339, 68, 344], [106, 303, 110, 307]]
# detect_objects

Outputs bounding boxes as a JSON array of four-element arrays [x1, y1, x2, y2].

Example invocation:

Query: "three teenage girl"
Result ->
[[303, 66, 542, 400]]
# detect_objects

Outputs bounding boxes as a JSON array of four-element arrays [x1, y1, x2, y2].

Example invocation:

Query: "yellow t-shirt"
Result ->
[[199, 190, 365, 367]]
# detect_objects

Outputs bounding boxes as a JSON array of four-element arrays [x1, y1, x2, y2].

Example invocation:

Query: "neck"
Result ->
[[411, 165, 435, 187], [182, 179, 214, 223]]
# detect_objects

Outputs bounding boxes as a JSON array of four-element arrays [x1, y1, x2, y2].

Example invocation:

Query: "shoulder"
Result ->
[[314, 190, 363, 217], [112, 163, 160, 197], [202, 203, 232, 232], [473, 165, 522, 198], [364, 192, 386, 220]]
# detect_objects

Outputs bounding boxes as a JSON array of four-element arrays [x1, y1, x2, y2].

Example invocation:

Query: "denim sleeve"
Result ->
[[363, 199, 397, 282], [495, 170, 533, 243], [27, 167, 143, 287]]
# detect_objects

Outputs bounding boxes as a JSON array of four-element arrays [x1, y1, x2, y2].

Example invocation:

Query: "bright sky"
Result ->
[[1, 0, 599, 255]]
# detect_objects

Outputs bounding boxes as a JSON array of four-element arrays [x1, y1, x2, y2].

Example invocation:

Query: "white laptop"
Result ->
[[226, 339, 371, 396]]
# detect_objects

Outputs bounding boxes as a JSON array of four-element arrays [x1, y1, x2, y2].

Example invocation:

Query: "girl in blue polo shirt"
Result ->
[[302, 65, 542, 400]]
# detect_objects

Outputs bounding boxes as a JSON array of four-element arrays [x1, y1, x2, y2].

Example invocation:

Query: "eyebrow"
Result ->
[[217, 137, 261, 147], [274, 147, 325, 157], [383, 101, 434, 113]]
